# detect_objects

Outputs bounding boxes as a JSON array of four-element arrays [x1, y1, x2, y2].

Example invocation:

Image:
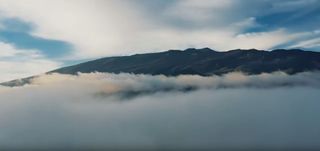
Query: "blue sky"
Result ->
[[0, 0, 319, 81], [0, 18, 73, 58]]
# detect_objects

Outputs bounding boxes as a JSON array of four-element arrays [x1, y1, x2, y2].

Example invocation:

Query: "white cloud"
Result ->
[[290, 37, 320, 49], [233, 29, 301, 50], [0, 42, 41, 58], [0, 42, 60, 82], [0, 42, 19, 57], [163, 0, 233, 23], [0, 0, 306, 59], [4, 71, 320, 97], [0, 72, 320, 149], [0, 0, 150, 58]]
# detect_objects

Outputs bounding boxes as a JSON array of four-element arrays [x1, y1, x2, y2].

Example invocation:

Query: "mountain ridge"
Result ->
[[2, 48, 320, 87]]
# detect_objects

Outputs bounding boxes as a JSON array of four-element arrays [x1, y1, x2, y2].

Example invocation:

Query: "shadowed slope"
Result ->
[[53, 48, 320, 75], [2, 48, 320, 87]]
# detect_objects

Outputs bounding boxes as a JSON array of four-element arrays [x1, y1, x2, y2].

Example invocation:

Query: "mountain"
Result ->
[[2, 48, 320, 86]]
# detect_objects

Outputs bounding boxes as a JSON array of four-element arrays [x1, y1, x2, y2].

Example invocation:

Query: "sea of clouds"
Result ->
[[0, 72, 320, 150]]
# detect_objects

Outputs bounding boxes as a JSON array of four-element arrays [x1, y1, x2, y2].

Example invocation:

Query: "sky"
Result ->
[[0, 0, 319, 82]]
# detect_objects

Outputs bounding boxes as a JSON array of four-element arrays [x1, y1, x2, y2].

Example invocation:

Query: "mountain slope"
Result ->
[[2, 48, 320, 86], [53, 48, 320, 75]]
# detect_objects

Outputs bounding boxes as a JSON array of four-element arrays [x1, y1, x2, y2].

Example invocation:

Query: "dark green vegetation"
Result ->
[[2, 48, 320, 86]]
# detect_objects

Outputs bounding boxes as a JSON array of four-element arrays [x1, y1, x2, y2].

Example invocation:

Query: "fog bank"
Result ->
[[0, 72, 319, 150]]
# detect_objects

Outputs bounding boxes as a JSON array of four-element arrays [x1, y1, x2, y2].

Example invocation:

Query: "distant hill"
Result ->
[[2, 48, 320, 86]]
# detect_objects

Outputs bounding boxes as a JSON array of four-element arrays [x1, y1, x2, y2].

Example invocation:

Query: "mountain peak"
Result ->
[[229, 48, 263, 52], [184, 47, 214, 52]]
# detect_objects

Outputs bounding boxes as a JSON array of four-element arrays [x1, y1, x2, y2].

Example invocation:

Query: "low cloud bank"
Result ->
[[2, 71, 320, 99], [0, 72, 320, 150]]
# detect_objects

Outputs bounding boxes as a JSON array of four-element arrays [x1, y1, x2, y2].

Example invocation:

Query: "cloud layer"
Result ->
[[0, 0, 318, 59], [0, 72, 320, 150]]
